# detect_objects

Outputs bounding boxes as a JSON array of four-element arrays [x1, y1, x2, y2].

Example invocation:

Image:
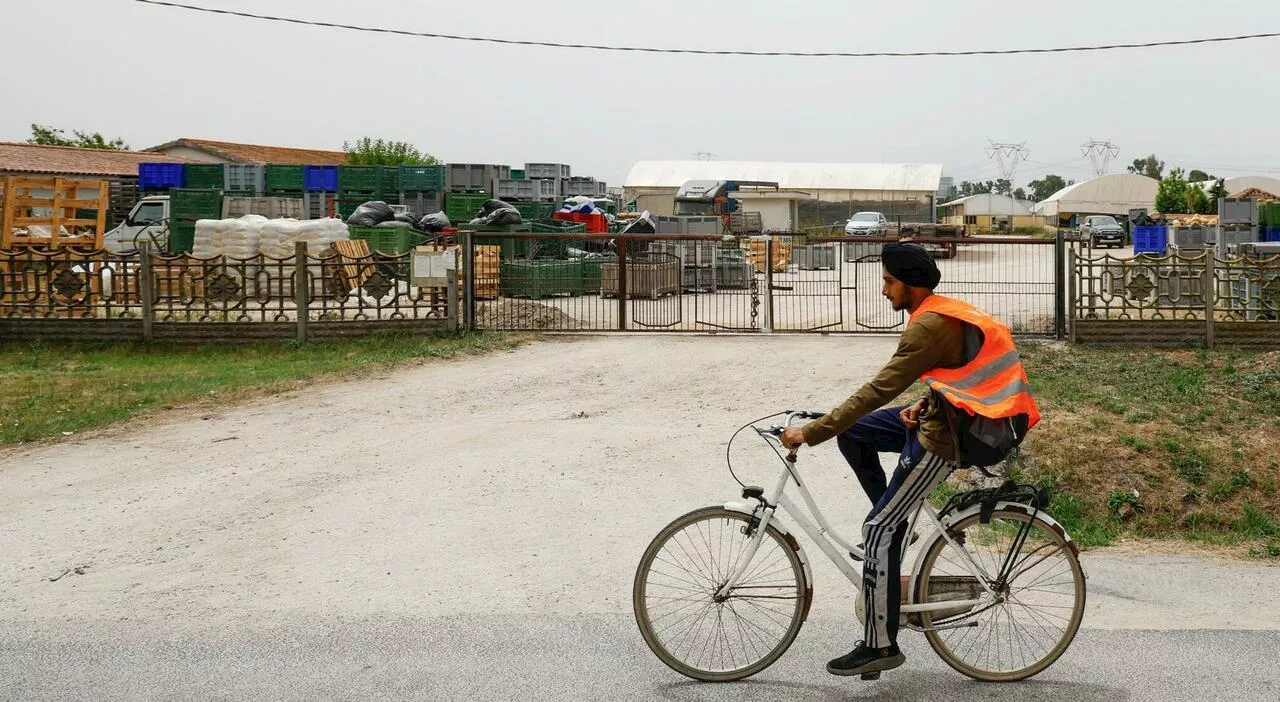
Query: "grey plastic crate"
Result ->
[[495, 178, 559, 201], [794, 244, 837, 270], [1219, 197, 1257, 225], [1170, 227, 1210, 250], [650, 215, 722, 235], [562, 177, 604, 197], [446, 164, 510, 192], [1217, 225, 1259, 256], [303, 192, 336, 220], [715, 260, 755, 289], [682, 266, 716, 292], [729, 211, 764, 234], [650, 240, 718, 267], [400, 191, 444, 216], [524, 163, 571, 179], [222, 196, 305, 219], [224, 164, 266, 194], [843, 239, 879, 262]]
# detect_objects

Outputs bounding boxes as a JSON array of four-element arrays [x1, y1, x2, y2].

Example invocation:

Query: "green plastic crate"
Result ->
[[265, 164, 305, 192], [184, 164, 225, 190], [348, 226, 425, 255], [339, 166, 380, 192], [532, 220, 586, 233], [444, 193, 491, 223], [168, 221, 196, 254], [336, 193, 402, 219], [399, 164, 446, 191], [516, 202, 558, 223], [510, 169, 526, 181], [580, 255, 616, 294], [169, 188, 223, 223], [380, 166, 400, 194], [500, 259, 584, 299], [474, 234, 536, 260]]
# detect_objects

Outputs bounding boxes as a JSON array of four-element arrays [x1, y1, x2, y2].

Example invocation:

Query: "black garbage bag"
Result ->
[[374, 220, 413, 228], [394, 212, 419, 226], [418, 212, 451, 232], [480, 199, 518, 216], [483, 207, 523, 226], [347, 201, 395, 227]]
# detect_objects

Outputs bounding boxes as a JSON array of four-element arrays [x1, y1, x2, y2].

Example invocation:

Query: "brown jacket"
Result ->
[[801, 310, 967, 460]]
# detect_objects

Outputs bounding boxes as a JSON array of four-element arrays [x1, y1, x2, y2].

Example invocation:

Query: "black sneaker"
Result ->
[[827, 642, 906, 679]]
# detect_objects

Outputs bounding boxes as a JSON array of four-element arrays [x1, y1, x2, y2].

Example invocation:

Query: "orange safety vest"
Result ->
[[908, 295, 1041, 429]]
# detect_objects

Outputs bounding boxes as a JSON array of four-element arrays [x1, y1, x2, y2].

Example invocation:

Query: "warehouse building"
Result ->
[[623, 160, 943, 231], [938, 193, 1038, 233], [1033, 173, 1159, 228]]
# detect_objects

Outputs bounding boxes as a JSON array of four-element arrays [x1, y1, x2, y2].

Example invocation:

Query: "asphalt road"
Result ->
[[3, 616, 1278, 701], [3, 335, 1277, 701]]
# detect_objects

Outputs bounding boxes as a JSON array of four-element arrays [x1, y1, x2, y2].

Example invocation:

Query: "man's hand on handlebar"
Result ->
[[780, 426, 807, 451]]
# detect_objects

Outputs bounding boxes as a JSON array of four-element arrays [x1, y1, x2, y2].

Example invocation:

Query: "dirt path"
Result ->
[[2, 335, 1276, 631]]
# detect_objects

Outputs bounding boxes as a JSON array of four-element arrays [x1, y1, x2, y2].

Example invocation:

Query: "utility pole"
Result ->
[[985, 140, 1030, 189], [1080, 139, 1120, 177]]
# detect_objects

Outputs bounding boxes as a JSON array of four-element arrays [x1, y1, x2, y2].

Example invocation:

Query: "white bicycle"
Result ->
[[633, 411, 1086, 682]]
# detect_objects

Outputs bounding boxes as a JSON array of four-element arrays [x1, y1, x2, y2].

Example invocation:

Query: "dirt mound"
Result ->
[[477, 300, 579, 330]]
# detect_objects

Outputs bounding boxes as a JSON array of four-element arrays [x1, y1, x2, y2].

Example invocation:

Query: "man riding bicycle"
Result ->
[[781, 242, 1039, 679]]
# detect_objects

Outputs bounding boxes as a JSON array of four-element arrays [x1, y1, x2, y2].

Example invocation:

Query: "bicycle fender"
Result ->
[[908, 500, 1084, 600], [722, 500, 815, 622]]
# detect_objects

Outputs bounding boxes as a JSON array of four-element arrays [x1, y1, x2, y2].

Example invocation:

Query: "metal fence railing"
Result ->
[[0, 243, 456, 343], [459, 232, 1073, 337]]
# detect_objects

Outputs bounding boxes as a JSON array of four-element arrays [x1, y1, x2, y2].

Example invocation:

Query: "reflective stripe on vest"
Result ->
[[909, 294, 1041, 428]]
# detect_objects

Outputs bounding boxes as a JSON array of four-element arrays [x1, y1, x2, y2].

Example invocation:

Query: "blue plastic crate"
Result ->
[[1263, 226, 1280, 243], [1133, 225, 1168, 254], [304, 165, 339, 192], [138, 163, 185, 190]]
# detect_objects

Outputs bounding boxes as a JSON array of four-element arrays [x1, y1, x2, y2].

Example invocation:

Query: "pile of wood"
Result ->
[[1, 176, 108, 250]]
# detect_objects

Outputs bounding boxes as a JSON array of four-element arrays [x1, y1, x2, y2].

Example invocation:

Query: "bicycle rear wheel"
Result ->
[[633, 506, 809, 682], [915, 507, 1085, 682]]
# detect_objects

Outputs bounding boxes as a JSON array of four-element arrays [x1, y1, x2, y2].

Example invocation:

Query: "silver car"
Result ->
[[844, 211, 888, 236]]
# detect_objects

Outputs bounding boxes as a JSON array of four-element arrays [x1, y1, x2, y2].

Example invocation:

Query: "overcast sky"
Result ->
[[5, 0, 1280, 188]]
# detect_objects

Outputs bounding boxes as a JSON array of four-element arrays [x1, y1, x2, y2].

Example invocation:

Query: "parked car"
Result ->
[[844, 211, 888, 236], [1080, 215, 1125, 249]]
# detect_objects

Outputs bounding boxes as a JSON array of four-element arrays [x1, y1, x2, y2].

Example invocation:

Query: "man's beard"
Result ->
[[890, 299, 909, 311]]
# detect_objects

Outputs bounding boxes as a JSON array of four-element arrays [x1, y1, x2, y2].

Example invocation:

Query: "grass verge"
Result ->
[[0, 331, 530, 445], [1003, 344, 1280, 557]]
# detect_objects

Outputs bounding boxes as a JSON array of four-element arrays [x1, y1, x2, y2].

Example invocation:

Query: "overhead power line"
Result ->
[[134, 1, 1280, 59]]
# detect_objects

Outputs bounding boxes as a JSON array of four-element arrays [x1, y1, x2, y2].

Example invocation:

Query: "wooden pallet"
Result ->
[[1, 176, 109, 250], [331, 239, 375, 295]]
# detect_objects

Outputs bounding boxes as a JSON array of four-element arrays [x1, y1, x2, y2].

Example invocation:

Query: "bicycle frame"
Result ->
[[715, 440, 997, 621]]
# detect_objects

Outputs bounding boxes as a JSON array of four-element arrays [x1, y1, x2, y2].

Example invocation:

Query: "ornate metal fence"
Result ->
[[1071, 250, 1280, 347], [0, 242, 457, 343], [463, 233, 1070, 337]]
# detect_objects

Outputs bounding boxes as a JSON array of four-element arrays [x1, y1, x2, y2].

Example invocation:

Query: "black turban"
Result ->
[[881, 242, 940, 289]]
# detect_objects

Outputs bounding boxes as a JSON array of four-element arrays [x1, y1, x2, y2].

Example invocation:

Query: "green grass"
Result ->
[[0, 332, 529, 445], [1015, 344, 1280, 553]]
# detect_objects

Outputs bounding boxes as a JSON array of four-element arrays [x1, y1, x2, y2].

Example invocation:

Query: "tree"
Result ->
[[1208, 178, 1228, 206], [28, 123, 128, 150], [954, 180, 994, 198], [1188, 169, 1216, 183], [342, 137, 438, 166], [1012, 187, 1028, 201], [1027, 174, 1070, 202], [1126, 154, 1165, 179], [1154, 168, 1190, 214], [1186, 183, 1214, 215], [992, 179, 1013, 196]]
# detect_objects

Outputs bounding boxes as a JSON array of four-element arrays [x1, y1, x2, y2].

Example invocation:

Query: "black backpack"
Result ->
[[941, 393, 1031, 468]]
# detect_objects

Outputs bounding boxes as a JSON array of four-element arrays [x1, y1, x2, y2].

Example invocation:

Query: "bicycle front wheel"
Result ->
[[633, 506, 809, 682], [915, 507, 1086, 682]]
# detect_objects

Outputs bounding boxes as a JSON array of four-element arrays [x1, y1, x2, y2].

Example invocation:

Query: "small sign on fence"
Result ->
[[411, 248, 457, 288]]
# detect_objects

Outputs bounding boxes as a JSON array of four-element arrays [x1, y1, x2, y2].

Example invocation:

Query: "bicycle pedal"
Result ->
[[860, 672, 881, 681]]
